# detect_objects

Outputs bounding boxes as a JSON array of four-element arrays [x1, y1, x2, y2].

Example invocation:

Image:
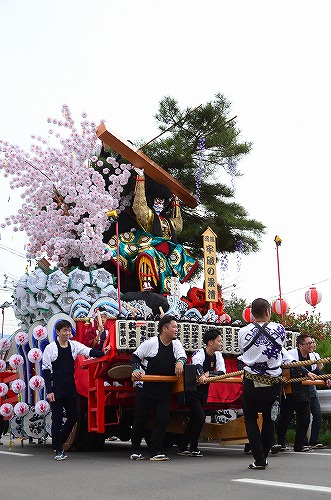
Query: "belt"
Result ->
[[244, 371, 282, 386]]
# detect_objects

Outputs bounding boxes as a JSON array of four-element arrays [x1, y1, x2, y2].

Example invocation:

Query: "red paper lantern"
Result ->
[[272, 298, 289, 316], [242, 306, 255, 323], [219, 313, 231, 324], [305, 287, 322, 307]]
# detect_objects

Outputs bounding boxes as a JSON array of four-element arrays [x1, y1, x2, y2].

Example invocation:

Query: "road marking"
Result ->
[[305, 451, 331, 456], [233, 479, 331, 493], [0, 450, 34, 457]]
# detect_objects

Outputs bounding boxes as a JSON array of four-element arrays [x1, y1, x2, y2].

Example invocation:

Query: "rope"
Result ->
[[282, 373, 331, 384], [280, 356, 331, 369], [205, 370, 243, 383], [203, 356, 331, 384]]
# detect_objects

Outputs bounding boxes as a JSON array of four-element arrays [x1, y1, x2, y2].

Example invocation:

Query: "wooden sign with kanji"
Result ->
[[202, 227, 218, 303]]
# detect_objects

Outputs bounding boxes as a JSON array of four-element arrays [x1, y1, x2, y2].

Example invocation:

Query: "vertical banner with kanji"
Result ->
[[202, 227, 218, 305]]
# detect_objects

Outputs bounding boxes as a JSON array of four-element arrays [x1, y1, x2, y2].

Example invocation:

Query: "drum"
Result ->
[[107, 364, 132, 380]]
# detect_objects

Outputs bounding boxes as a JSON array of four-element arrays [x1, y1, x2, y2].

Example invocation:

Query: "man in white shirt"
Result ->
[[238, 298, 286, 469], [277, 334, 318, 452]]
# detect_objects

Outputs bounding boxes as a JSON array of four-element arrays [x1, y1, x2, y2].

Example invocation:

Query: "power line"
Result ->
[[268, 277, 331, 300], [0, 243, 26, 259]]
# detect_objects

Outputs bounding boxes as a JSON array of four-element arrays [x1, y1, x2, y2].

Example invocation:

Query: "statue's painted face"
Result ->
[[153, 198, 164, 214]]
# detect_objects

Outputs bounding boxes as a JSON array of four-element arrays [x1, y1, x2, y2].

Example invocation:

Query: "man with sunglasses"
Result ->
[[277, 334, 320, 452]]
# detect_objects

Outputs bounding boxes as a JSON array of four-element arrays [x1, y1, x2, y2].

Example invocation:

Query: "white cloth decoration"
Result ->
[[46, 270, 69, 295], [56, 291, 79, 313], [68, 268, 91, 292], [27, 268, 48, 293]]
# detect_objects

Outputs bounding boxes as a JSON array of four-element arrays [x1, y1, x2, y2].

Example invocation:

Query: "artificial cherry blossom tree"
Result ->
[[0, 105, 133, 270]]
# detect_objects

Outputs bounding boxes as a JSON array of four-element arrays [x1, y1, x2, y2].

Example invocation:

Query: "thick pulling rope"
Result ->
[[133, 357, 331, 386], [282, 373, 331, 384], [205, 370, 244, 383], [204, 356, 331, 384], [280, 356, 331, 369]]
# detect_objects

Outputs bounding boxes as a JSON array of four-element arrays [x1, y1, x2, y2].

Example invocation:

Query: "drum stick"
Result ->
[[97, 310, 102, 329]]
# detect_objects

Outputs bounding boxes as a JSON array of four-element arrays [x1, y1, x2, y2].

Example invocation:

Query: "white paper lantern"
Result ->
[[0, 382, 9, 397], [32, 325, 48, 341], [9, 354, 24, 369], [0, 359, 6, 372], [35, 399, 50, 416], [11, 378, 26, 394], [14, 401, 29, 416], [0, 403, 14, 418], [29, 375, 45, 390], [0, 338, 12, 352], [15, 331, 29, 346], [27, 348, 43, 363]]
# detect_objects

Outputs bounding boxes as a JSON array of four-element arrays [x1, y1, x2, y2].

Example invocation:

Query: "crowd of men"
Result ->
[[39, 301, 329, 466]]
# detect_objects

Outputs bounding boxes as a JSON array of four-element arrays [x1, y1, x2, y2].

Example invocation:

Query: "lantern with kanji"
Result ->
[[14, 402, 29, 417], [15, 331, 29, 346], [35, 400, 50, 416], [272, 298, 289, 316], [0, 403, 14, 418], [242, 306, 255, 323], [29, 375, 45, 391], [8, 354, 24, 370], [28, 348, 43, 363], [11, 378, 26, 394], [305, 287, 322, 307]]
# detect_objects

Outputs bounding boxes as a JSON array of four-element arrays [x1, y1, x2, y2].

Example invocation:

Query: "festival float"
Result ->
[[0, 106, 298, 451]]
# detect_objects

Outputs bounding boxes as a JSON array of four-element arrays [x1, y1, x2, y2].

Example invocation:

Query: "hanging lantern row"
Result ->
[[242, 300, 289, 322], [305, 287, 322, 307], [0, 400, 50, 418]]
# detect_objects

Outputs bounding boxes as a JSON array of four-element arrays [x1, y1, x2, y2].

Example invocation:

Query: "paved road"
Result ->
[[1, 436, 330, 500]]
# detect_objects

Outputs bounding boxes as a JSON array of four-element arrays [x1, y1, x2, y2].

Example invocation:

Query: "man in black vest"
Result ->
[[42, 319, 104, 460], [130, 315, 186, 461], [277, 334, 320, 452], [177, 328, 225, 457]]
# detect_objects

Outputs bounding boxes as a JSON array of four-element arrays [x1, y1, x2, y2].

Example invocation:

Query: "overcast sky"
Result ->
[[0, 0, 330, 331]]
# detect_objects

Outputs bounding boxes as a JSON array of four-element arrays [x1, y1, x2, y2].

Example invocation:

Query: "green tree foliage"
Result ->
[[139, 94, 266, 260], [223, 293, 247, 322]]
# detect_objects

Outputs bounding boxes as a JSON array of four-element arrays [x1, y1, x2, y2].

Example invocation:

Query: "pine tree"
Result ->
[[138, 94, 265, 262]]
